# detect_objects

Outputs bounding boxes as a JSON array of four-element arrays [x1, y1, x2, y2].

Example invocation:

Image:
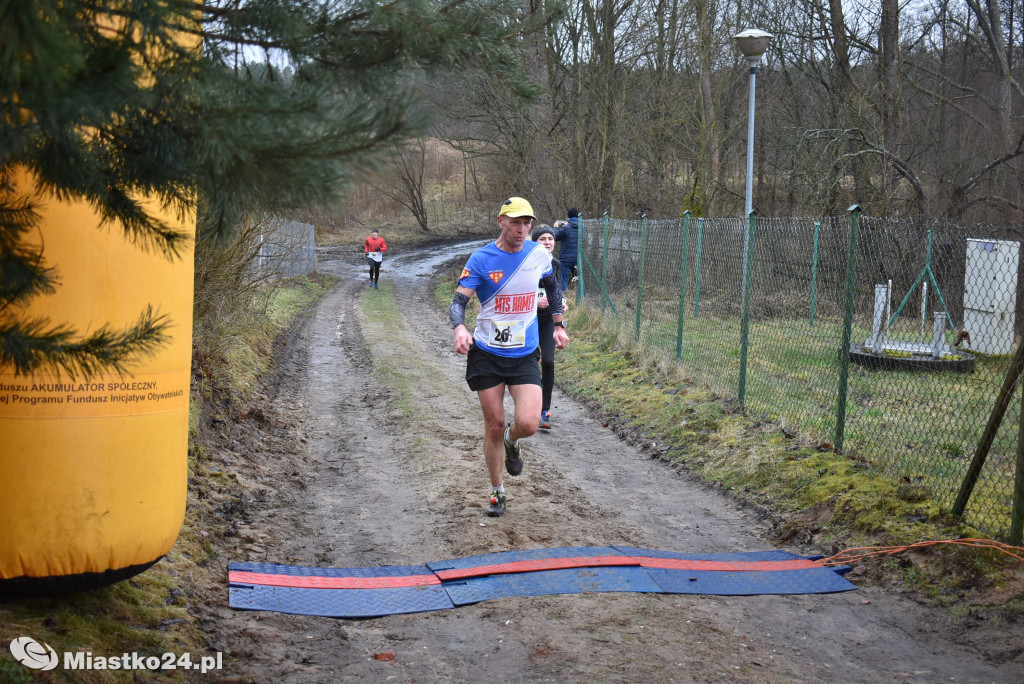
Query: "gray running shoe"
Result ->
[[486, 490, 506, 517], [504, 427, 523, 476]]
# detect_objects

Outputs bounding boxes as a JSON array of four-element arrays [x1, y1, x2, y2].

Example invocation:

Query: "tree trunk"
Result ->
[[523, 0, 558, 218], [828, 0, 873, 206], [696, 0, 719, 215], [879, 0, 900, 214]]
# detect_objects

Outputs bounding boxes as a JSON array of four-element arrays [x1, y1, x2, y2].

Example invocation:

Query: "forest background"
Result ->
[[329, 0, 1024, 233]]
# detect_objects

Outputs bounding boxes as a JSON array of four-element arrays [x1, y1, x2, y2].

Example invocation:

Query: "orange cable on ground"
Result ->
[[815, 538, 1024, 566]]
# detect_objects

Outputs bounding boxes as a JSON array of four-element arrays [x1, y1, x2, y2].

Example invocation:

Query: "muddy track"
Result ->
[[193, 242, 1024, 683]]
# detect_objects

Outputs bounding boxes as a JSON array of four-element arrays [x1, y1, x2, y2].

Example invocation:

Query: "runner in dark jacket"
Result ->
[[553, 208, 579, 292], [532, 225, 568, 429]]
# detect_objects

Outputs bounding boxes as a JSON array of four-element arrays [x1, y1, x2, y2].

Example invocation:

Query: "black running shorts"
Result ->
[[466, 345, 542, 391]]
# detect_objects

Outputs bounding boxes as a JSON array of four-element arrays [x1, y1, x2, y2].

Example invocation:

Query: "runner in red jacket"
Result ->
[[364, 229, 387, 289]]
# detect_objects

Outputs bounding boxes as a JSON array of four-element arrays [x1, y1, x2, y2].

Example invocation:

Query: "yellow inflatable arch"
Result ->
[[0, 170, 194, 595]]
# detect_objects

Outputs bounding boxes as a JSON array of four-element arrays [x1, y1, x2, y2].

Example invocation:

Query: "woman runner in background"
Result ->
[[531, 225, 569, 429]]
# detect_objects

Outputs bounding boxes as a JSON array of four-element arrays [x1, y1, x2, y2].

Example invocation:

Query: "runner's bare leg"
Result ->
[[507, 383, 542, 442], [478, 381, 542, 488], [477, 383, 509, 488]]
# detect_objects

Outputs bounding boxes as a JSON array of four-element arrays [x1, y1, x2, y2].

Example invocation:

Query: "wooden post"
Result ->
[[953, 339, 1024, 516]]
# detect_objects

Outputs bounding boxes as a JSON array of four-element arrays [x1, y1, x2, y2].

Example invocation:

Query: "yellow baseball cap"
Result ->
[[498, 197, 536, 220]]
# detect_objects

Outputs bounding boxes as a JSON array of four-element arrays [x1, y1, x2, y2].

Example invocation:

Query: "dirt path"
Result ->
[[194, 241, 1023, 683]]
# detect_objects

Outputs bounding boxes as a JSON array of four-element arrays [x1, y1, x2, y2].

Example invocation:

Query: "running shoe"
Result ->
[[539, 410, 551, 429], [485, 490, 506, 517], [503, 426, 523, 476], [374, 282, 378, 289]]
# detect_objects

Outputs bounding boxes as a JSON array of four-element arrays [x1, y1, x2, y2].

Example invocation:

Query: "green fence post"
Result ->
[[810, 221, 821, 327], [577, 216, 586, 304], [601, 212, 610, 316], [635, 214, 649, 341], [693, 218, 704, 317], [676, 211, 692, 360], [738, 212, 757, 408], [835, 206, 861, 453]]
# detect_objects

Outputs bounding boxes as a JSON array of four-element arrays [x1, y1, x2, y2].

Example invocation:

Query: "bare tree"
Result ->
[[374, 140, 430, 232]]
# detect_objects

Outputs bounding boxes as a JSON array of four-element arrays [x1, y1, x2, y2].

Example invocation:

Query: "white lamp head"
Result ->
[[734, 28, 773, 64]]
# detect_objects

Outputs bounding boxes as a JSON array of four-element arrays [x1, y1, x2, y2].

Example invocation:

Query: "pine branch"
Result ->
[[0, 176, 59, 315], [0, 305, 171, 380]]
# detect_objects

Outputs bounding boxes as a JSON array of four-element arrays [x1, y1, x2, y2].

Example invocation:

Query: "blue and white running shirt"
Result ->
[[458, 241, 554, 357]]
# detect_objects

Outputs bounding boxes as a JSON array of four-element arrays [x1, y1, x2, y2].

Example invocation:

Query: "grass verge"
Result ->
[[0, 273, 337, 683], [434, 259, 1024, 617], [593, 284, 1017, 534]]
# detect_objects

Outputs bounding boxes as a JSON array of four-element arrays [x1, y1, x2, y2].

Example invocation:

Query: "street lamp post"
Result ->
[[734, 29, 772, 218], [734, 28, 771, 408], [733, 28, 772, 331]]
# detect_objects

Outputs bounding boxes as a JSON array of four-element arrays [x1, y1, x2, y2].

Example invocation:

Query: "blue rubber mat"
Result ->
[[644, 567, 855, 595], [611, 546, 804, 562], [443, 566, 664, 606], [228, 547, 856, 618], [228, 562, 453, 618], [229, 583, 454, 618]]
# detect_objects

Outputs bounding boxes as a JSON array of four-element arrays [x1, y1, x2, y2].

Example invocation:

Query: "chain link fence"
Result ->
[[578, 211, 1024, 540], [258, 218, 317, 277]]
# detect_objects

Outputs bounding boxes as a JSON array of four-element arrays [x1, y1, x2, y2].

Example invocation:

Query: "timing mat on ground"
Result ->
[[228, 546, 854, 618]]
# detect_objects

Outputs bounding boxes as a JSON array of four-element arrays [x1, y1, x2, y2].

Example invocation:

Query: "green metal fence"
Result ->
[[577, 209, 1024, 541]]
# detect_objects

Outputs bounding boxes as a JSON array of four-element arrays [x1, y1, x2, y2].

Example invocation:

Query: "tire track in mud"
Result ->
[[194, 243, 1024, 683]]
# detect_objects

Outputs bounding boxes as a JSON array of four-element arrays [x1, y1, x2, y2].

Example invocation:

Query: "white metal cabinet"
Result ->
[[963, 239, 1019, 355]]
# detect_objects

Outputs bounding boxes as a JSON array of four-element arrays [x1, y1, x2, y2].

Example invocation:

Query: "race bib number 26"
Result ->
[[488, 320, 526, 348]]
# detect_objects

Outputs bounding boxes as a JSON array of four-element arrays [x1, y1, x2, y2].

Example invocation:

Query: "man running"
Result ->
[[450, 197, 569, 517], [364, 229, 387, 288], [553, 208, 580, 293]]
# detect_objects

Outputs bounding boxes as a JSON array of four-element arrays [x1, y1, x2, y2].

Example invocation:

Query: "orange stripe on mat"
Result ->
[[435, 555, 640, 580], [636, 557, 820, 572], [435, 555, 821, 580], [229, 570, 441, 589]]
